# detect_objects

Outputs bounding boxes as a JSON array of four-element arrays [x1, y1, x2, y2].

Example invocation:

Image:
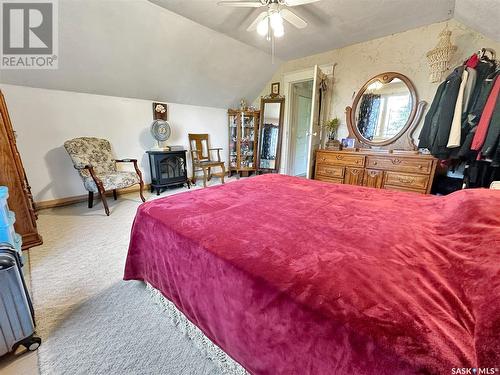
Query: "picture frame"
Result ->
[[271, 82, 280, 97], [153, 102, 168, 120], [341, 138, 356, 149]]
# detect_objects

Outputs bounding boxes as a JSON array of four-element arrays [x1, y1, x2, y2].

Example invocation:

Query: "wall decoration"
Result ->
[[153, 102, 168, 120], [426, 26, 457, 83], [271, 82, 280, 97], [240, 98, 248, 111]]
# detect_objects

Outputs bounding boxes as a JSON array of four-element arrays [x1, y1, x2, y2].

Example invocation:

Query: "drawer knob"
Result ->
[[373, 161, 378, 165], [321, 157, 326, 162], [398, 177, 415, 184], [336, 155, 344, 160], [418, 165, 423, 169]]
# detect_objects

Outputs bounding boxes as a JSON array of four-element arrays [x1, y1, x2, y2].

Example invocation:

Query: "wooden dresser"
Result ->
[[0, 90, 42, 249], [314, 150, 438, 194]]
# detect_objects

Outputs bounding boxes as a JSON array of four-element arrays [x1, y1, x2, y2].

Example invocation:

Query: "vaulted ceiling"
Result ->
[[0, 0, 498, 108], [454, 0, 500, 42], [151, 0, 458, 61], [0, 0, 280, 108]]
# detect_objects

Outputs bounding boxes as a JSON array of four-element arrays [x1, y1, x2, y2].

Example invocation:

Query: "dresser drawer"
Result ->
[[317, 152, 365, 167], [383, 171, 430, 190], [383, 185, 427, 194], [316, 164, 345, 179], [366, 156, 433, 174], [315, 175, 343, 184]]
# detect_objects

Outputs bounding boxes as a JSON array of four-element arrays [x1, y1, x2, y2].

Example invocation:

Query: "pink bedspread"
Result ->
[[124, 174, 500, 374]]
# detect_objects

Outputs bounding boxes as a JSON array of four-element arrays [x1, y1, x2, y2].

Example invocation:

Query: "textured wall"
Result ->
[[257, 19, 500, 142]]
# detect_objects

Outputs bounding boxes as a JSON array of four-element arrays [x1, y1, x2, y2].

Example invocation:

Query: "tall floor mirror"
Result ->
[[258, 97, 285, 173]]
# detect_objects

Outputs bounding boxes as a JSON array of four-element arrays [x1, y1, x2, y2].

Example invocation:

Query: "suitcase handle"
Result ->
[[0, 244, 35, 322]]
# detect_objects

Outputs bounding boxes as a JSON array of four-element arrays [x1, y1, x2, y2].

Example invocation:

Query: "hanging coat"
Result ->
[[481, 94, 500, 159], [418, 67, 463, 159], [456, 69, 500, 160]]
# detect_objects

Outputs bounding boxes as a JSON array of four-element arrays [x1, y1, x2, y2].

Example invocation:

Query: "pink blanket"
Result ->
[[124, 174, 500, 374]]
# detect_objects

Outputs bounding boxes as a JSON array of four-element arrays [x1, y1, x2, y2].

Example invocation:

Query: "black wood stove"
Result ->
[[146, 150, 190, 195]]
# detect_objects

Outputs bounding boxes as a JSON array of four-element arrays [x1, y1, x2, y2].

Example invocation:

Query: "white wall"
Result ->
[[257, 19, 500, 142], [1, 84, 228, 203]]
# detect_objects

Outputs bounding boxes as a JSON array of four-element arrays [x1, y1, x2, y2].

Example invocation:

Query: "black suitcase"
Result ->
[[0, 244, 41, 356]]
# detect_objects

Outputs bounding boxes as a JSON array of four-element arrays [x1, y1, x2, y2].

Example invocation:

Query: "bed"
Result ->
[[124, 174, 500, 374]]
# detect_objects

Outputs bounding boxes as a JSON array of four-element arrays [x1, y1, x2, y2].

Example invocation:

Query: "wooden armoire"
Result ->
[[0, 90, 42, 250]]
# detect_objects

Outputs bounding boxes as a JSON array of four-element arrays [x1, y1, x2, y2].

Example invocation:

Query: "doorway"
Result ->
[[288, 80, 313, 177]]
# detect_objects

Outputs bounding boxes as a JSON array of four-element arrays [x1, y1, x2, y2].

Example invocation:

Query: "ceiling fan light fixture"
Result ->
[[269, 11, 283, 29], [257, 18, 269, 36], [273, 23, 284, 37]]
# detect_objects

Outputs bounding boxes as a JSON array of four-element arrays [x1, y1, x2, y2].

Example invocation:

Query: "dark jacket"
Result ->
[[418, 67, 463, 159], [456, 69, 499, 160], [481, 88, 500, 159]]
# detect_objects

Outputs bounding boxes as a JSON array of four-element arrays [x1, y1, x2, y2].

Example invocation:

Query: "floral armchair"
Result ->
[[64, 137, 145, 216]]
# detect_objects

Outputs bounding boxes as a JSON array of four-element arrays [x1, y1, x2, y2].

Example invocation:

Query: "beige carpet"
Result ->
[[29, 180, 235, 375]]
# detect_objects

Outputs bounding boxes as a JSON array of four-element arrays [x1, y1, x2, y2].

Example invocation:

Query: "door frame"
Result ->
[[288, 81, 313, 176], [281, 64, 334, 175]]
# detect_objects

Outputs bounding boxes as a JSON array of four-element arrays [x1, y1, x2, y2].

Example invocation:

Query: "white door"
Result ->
[[293, 93, 312, 176], [306, 65, 327, 179]]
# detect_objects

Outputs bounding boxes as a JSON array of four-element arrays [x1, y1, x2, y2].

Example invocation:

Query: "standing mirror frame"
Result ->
[[345, 72, 427, 151], [258, 97, 285, 173]]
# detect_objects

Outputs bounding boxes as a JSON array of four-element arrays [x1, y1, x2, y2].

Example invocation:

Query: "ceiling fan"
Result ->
[[217, 0, 321, 39]]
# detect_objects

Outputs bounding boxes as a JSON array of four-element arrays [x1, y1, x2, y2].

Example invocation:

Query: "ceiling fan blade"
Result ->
[[247, 11, 268, 31], [281, 8, 307, 29], [217, 1, 265, 7], [284, 0, 321, 6]]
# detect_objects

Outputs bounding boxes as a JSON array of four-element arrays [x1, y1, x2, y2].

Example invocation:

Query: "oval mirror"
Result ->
[[351, 72, 417, 147]]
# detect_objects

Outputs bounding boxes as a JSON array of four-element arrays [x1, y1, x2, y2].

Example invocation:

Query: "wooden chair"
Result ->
[[64, 137, 146, 216], [188, 134, 226, 187]]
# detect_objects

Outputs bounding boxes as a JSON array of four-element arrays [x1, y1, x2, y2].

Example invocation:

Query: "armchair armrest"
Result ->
[[74, 163, 93, 170], [114, 159, 137, 163], [74, 164, 105, 192], [115, 158, 144, 181], [209, 148, 223, 162]]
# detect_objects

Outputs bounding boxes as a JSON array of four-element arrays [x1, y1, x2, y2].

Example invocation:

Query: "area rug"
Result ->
[[28, 182, 240, 375]]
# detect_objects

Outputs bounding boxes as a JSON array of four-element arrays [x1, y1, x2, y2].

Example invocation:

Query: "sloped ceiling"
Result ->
[[0, 0, 280, 108], [454, 0, 500, 42], [150, 0, 456, 61], [1, 0, 498, 109]]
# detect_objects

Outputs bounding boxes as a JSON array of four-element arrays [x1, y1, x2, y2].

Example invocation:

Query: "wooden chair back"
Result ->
[[188, 134, 211, 162]]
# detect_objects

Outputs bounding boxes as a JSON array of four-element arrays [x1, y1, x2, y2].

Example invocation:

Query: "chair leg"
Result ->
[[139, 182, 146, 202], [191, 166, 197, 184], [113, 189, 117, 200], [98, 187, 110, 216], [202, 167, 208, 188], [220, 164, 226, 184], [207, 167, 212, 181], [88, 191, 94, 208]]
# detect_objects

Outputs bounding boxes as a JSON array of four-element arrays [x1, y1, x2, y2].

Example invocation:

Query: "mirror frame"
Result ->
[[345, 72, 426, 151], [258, 97, 285, 173]]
